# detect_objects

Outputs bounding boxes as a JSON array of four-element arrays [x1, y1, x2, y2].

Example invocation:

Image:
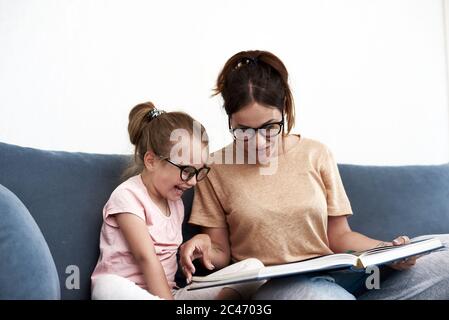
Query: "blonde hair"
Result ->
[[122, 101, 208, 180]]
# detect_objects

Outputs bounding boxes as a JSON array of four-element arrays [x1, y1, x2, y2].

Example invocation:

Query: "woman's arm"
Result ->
[[327, 215, 382, 253], [327, 215, 417, 270], [202, 226, 232, 268], [115, 213, 174, 300], [179, 226, 231, 283]]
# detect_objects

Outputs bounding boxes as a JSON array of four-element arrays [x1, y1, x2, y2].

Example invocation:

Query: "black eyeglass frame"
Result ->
[[227, 111, 285, 141], [160, 157, 210, 182]]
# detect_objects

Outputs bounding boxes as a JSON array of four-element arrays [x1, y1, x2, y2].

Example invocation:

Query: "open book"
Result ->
[[187, 237, 444, 291]]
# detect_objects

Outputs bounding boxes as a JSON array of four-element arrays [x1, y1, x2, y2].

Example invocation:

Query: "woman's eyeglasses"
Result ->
[[160, 157, 210, 182], [228, 119, 284, 141]]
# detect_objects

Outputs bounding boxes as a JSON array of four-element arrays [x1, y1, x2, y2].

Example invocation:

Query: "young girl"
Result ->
[[91, 102, 264, 300]]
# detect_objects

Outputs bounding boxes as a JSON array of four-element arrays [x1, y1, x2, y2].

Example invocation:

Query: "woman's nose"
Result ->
[[256, 133, 268, 147]]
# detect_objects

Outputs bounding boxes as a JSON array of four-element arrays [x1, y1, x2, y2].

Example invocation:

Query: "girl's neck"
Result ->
[[140, 170, 165, 204]]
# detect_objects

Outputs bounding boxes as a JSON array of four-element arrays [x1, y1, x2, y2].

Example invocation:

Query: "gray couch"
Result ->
[[1, 141, 449, 300]]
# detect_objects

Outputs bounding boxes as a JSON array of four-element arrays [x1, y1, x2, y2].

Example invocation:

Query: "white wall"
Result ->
[[0, 0, 448, 165]]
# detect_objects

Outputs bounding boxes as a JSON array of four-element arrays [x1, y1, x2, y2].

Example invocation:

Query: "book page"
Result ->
[[259, 254, 357, 278], [191, 268, 262, 283], [359, 238, 443, 267]]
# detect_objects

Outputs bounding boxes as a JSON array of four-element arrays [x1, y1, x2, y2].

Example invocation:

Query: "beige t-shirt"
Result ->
[[189, 135, 353, 265]]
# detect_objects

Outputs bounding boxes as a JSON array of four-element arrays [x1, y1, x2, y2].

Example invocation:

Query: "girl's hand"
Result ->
[[387, 235, 418, 271], [179, 234, 215, 283]]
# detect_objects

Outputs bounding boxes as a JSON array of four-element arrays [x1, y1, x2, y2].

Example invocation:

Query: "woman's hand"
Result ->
[[387, 235, 419, 271], [179, 234, 215, 283]]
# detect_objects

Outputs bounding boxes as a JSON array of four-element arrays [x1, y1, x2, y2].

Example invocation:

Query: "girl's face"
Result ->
[[145, 138, 208, 202], [229, 102, 283, 159]]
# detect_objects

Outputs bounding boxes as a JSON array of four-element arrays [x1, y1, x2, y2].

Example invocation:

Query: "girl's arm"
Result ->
[[115, 212, 174, 300]]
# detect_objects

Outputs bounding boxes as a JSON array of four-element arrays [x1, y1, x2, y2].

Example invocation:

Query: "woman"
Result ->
[[179, 50, 449, 299]]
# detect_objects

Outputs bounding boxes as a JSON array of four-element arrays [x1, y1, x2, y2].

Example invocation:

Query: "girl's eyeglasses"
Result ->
[[160, 157, 210, 182]]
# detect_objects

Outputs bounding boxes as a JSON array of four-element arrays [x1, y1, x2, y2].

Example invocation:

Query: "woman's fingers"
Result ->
[[200, 246, 215, 270], [388, 236, 418, 270], [181, 265, 192, 282], [405, 259, 416, 266], [179, 235, 215, 283], [183, 261, 195, 284], [397, 263, 415, 270], [179, 244, 196, 282], [390, 261, 408, 270], [392, 235, 410, 246], [389, 254, 418, 270], [404, 256, 418, 265]]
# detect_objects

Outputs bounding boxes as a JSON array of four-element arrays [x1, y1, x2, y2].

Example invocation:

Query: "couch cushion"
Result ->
[[339, 163, 449, 241], [0, 184, 60, 299]]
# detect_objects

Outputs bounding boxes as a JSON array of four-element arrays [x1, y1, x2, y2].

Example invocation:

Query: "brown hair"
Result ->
[[214, 50, 295, 133], [123, 101, 208, 179]]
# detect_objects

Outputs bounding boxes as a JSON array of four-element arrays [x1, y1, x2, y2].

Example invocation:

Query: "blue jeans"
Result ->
[[252, 234, 449, 300]]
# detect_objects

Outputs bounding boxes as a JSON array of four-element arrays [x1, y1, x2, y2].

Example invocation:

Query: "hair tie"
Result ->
[[234, 56, 258, 70], [148, 109, 165, 121], [248, 56, 258, 64]]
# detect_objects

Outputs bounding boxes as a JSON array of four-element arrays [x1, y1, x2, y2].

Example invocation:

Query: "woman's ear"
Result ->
[[143, 151, 157, 171]]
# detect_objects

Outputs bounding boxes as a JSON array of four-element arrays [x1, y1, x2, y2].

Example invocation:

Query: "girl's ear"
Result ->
[[143, 151, 157, 171]]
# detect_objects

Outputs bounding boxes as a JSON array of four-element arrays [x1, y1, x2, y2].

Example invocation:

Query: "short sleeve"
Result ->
[[103, 188, 147, 228], [189, 174, 227, 228], [319, 145, 353, 217]]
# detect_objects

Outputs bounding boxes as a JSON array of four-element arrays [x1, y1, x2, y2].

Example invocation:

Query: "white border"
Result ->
[[443, 0, 449, 137]]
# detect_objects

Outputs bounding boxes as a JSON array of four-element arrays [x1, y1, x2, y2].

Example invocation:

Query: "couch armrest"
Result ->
[[0, 184, 60, 299]]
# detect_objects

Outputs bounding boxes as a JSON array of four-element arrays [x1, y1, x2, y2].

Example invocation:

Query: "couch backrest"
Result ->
[[1, 141, 449, 299], [339, 163, 449, 241]]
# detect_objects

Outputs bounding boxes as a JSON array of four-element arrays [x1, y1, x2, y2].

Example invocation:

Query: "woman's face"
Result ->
[[229, 102, 283, 159]]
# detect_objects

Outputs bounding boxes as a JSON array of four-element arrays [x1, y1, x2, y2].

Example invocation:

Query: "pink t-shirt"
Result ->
[[91, 174, 184, 289]]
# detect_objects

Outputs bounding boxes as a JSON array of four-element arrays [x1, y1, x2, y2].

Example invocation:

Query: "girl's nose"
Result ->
[[186, 176, 197, 186]]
